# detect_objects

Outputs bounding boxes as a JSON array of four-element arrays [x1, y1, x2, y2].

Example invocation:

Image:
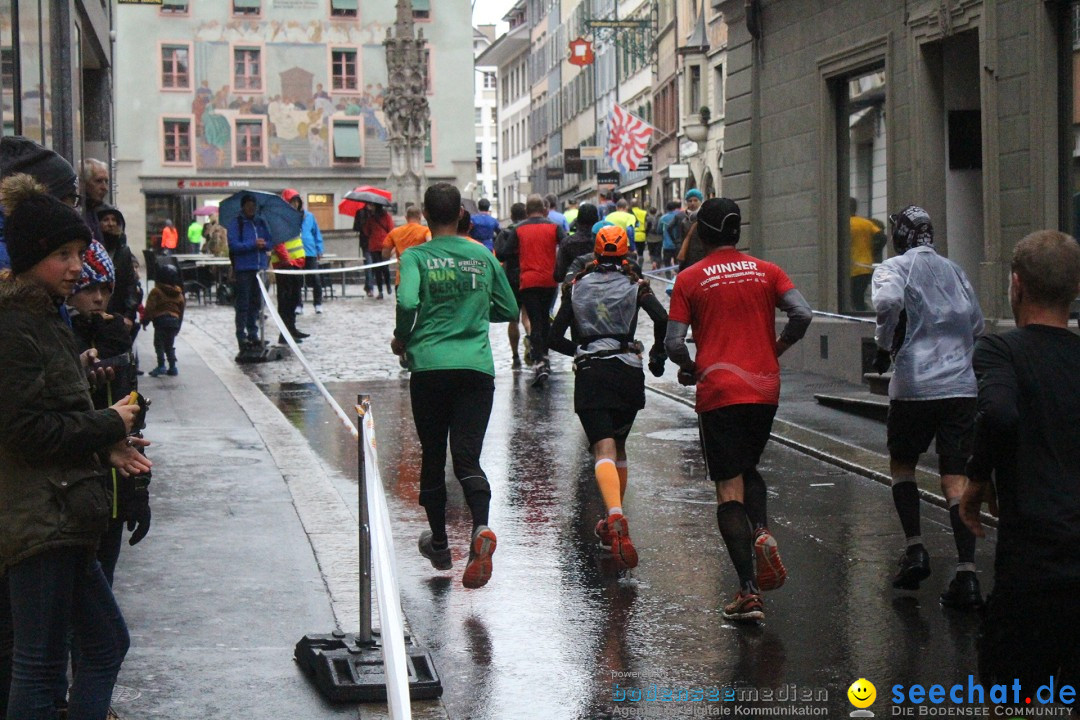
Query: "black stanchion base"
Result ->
[[234, 345, 283, 364], [294, 630, 443, 703]]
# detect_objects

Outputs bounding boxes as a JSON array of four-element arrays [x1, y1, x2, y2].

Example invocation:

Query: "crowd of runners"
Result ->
[[0, 133, 1074, 715], [386, 181, 1079, 710]]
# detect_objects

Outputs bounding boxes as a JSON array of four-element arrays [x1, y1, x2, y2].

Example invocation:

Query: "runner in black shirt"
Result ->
[[960, 230, 1080, 713]]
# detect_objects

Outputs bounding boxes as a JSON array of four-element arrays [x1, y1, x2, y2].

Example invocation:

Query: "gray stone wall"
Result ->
[[719, 0, 1065, 325]]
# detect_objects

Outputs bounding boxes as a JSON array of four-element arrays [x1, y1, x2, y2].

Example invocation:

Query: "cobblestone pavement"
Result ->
[[182, 278, 669, 385]]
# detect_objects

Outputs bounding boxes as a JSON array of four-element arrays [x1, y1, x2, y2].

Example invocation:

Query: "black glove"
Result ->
[[677, 366, 697, 386], [116, 474, 151, 545], [126, 504, 151, 546], [872, 348, 892, 374], [648, 348, 666, 377]]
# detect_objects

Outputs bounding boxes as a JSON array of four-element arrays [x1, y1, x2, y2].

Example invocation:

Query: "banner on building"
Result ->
[[597, 171, 620, 186], [580, 145, 604, 160], [606, 103, 654, 173], [564, 148, 583, 174]]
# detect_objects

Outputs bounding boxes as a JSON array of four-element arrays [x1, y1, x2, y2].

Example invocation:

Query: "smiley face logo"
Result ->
[[848, 679, 876, 709]]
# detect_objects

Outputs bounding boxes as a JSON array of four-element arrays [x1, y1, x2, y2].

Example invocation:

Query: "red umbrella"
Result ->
[[337, 185, 393, 217]]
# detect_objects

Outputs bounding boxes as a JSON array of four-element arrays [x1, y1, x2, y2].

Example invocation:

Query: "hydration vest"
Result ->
[[571, 267, 641, 358]]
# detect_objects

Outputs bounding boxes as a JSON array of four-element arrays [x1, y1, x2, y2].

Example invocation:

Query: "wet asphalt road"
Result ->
[[261, 371, 996, 720]]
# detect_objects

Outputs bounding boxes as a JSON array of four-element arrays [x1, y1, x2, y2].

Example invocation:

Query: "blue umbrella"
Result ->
[[218, 190, 302, 244]]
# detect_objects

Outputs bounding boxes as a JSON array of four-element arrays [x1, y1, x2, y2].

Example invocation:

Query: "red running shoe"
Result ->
[[606, 514, 638, 570], [754, 528, 787, 591], [462, 526, 497, 589], [594, 518, 614, 551]]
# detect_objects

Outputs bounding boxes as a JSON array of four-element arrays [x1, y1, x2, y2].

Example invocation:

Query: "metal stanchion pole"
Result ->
[[294, 393, 442, 702], [357, 394, 373, 644]]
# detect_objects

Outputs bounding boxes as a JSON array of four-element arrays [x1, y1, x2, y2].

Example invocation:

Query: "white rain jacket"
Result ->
[[871, 246, 984, 400]]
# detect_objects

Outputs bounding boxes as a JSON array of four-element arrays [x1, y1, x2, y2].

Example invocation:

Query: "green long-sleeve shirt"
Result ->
[[394, 235, 519, 375]]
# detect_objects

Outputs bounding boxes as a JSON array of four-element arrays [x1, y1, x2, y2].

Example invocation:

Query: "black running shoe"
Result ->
[[892, 545, 931, 590], [939, 571, 983, 610], [418, 531, 452, 571]]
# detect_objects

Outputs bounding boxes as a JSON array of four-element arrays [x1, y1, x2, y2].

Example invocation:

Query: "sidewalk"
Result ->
[[108, 323, 448, 719]]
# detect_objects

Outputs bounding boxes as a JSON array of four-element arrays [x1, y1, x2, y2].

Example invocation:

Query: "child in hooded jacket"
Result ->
[[67, 240, 151, 586], [142, 263, 185, 376]]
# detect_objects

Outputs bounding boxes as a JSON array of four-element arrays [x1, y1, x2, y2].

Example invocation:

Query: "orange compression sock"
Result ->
[[595, 458, 623, 514]]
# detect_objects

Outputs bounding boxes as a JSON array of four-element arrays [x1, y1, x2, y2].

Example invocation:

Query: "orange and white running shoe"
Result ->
[[754, 528, 787, 591], [462, 525, 497, 589]]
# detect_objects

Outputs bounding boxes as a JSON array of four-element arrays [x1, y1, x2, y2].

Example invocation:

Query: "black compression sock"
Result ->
[[424, 506, 448, 545], [743, 468, 768, 530], [949, 503, 976, 565], [716, 501, 756, 588], [461, 475, 492, 531], [891, 479, 921, 540]]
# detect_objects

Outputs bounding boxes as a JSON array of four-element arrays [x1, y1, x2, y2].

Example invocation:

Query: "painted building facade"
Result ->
[[114, 0, 475, 252]]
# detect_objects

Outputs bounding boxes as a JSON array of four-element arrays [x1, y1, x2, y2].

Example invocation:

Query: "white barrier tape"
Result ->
[[642, 271, 676, 285], [359, 406, 411, 719], [256, 276, 412, 719], [812, 310, 876, 324], [270, 258, 398, 275]]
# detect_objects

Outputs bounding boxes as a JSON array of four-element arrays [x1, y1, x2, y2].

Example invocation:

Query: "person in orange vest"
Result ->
[[272, 190, 309, 345], [160, 219, 178, 255]]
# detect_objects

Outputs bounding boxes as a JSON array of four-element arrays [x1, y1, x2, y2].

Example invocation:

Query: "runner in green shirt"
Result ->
[[391, 182, 518, 589]]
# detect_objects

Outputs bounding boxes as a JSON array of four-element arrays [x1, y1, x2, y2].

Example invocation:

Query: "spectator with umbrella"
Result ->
[[222, 193, 272, 356], [352, 197, 394, 299], [220, 190, 303, 358]]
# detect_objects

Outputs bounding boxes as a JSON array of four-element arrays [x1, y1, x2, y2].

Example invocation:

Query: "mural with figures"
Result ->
[[185, 18, 394, 170]]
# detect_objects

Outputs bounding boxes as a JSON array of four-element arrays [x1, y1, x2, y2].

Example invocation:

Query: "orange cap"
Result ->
[[281, 188, 300, 203], [594, 224, 629, 258]]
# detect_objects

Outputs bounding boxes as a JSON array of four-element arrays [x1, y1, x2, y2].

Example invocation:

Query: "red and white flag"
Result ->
[[606, 103, 654, 173]]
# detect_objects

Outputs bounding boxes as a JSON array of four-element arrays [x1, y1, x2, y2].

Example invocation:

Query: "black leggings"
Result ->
[[372, 264, 392, 294], [409, 370, 495, 521], [519, 286, 557, 362]]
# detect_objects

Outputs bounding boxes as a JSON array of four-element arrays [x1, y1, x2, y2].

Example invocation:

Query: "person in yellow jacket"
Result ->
[[631, 204, 647, 240], [605, 199, 639, 255], [272, 192, 309, 344], [849, 197, 885, 311]]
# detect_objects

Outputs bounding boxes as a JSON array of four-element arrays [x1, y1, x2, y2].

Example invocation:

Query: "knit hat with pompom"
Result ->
[[1, 173, 92, 275]]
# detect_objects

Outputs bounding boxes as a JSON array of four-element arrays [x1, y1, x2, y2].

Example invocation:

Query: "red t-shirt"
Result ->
[[668, 247, 795, 412], [515, 218, 561, 289]]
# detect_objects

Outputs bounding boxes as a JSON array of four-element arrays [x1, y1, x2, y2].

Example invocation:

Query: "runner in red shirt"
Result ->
[[665, 197, 812, 623], [495, 194, 567, 387]]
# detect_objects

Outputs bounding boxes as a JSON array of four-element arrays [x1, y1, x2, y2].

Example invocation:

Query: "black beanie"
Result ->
[[1, 174, 92, 275], [697, 197, 742, 245], [0, 136, 78, 200]]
